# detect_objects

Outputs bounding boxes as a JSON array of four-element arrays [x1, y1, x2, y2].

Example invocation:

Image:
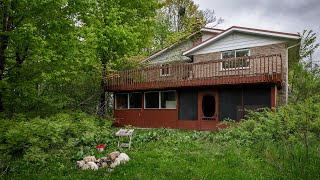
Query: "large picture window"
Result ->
[[145, 91, 176, 109], [161, 91, 176, 109], [145, 92, 159, 108], [129, 93, 142, 109], [221, 49, 250, 70], [115, 93, 128, 109]]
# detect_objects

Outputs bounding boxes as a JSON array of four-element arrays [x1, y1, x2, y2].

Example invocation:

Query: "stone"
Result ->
[[83, 156, 96, 163], [107, 151, 120, 161]]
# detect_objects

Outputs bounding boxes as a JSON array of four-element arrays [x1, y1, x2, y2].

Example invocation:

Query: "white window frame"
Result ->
[[144, 90, 176, 109], [160, 64, 171, 76], [115, 93, 129, 110], [160, 90, 176, 109], [129, 92, 142, 109], [220, 49, 250, 70]]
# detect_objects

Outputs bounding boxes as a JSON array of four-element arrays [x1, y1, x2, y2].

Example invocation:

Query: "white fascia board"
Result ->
[[234, 28, 301, 40], [200, 28, 224, 33]]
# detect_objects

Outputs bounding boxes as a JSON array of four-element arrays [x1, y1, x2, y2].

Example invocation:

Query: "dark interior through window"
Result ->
[[116, 94, 128, 109], [145, 92, 159, 108], [202, 95, 215, 117], [129, 93, 142, 108]]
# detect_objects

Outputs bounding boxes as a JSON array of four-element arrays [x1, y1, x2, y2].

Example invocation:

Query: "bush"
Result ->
[[215, 95, 320, 179], [0, 112, 113, 163]]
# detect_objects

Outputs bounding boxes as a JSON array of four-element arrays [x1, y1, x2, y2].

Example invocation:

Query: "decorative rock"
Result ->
[[110, 153, 130, 169], [76, 152, 129, 171], [81, 163, 90, 170], [87, 162, 99, 170], [83, 156, 96, 163], [95, 159, 100, 163], [108, 151, 120, 161], [101, 162, 108, 168], [118, 153, 130, 162], [76, 160, 85, 168], [100, 157, 109, 162]]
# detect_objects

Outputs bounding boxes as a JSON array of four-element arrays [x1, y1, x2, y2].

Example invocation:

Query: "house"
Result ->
[[106, 26, 301, 131]]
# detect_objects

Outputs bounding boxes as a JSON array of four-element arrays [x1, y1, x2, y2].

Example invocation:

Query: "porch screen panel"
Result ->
[[219, 85, 271, 121], [242, 85, 271, 117], [218, 87, 242, 121], [178, 89, 198, 120]]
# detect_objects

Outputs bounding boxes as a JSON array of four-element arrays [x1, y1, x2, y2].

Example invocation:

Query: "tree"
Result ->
[[289, 30, 320, 103], [80, 0, 159, 117], [153, 0, 222, 50], [299, 30, 319, 69], [0, 0, 99, 115]]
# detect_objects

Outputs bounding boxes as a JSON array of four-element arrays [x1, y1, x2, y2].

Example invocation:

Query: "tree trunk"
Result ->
[[98, 60, 107, 118]]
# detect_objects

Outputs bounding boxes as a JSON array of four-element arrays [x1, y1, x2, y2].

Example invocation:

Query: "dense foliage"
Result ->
[[0, 112, 113, 164]]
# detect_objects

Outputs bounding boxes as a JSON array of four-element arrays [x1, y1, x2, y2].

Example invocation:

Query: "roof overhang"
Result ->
[[141, 28, 223, 63], [200, 27, 224, 33], [183, 26, 301, 56]]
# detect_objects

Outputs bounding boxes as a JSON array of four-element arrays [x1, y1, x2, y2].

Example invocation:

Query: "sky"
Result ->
[[194, 0, 320, 62]]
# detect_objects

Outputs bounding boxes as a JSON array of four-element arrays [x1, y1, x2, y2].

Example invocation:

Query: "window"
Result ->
[[129, 93, 142, 109], [221, 49, 250, 69], [160, 64, 170, 76], [115, 93, 128, 109], [145, 92, 159, 108], [144, 91, 176, 109], [161, 91, 176, 109]]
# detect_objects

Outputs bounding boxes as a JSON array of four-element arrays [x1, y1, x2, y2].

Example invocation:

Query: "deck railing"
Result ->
[[105, 54, 283, 91]]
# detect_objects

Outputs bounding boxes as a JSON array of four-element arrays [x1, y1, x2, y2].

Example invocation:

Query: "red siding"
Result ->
[[113, 110, 141, 127], [114, 109, 226, 131], [142, 109, 177, 128], [114, 109, 177, 129]]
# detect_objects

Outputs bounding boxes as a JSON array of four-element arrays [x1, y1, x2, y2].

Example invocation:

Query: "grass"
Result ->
[[2, 128, 319, 180]]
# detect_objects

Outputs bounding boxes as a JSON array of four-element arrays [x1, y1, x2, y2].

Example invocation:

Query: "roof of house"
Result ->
[[142, 28, 223, 63], [183, 26, 301, 56]]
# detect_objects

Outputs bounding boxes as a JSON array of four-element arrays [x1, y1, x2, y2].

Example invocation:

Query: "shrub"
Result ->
[[215, 95, 320, 179], [0, 112, 113, 163]]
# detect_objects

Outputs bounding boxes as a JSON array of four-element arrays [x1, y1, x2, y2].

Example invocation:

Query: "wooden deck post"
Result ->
[[271, 85, 277, 108]]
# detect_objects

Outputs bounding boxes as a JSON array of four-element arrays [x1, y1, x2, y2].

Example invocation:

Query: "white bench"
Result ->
[[115, 129, 134, 150]]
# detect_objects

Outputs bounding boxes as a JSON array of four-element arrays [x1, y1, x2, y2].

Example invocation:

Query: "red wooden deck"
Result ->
[[105, 54, 283, 91]]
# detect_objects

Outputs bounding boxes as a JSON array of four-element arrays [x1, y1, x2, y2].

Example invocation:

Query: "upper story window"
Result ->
[[160, 64, 170, 76], [221, 49, 250, 70]]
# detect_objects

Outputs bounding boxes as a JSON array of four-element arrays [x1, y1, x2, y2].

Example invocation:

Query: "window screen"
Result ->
[[161, 91, 176, 109], [145, 92, 159, 108], [178, 89, 198, 120], [116, 94, 128, 109], [129, 93, 142, 108]]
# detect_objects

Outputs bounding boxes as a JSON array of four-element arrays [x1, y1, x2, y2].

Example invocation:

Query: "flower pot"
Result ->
[[96, 144, 106, 152]]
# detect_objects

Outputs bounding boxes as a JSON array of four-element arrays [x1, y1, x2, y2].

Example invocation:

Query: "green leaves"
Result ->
[[0, 112, 113, 163]]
